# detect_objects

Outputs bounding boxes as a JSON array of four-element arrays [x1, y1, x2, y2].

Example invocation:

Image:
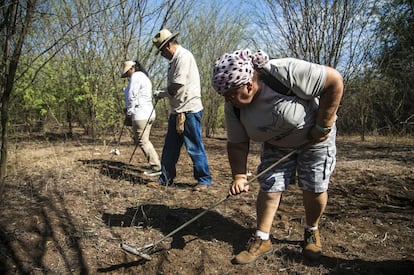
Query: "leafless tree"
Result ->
[[252, 0, 379, 80]]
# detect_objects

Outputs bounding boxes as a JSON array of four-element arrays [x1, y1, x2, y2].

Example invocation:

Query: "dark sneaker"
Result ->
[[302, 229, 322, 260], [143, 169, 162, 177], [233, 236, 273, 264], [192, 184, 209, 192]]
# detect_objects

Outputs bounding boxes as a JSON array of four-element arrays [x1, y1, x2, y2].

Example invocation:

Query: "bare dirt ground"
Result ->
[[1, 127, 413, 274]]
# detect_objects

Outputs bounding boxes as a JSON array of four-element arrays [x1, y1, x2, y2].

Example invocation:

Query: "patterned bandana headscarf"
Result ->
[[211, 49, 269, 95]]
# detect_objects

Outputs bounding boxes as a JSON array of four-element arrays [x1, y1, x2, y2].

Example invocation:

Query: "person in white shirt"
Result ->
[[121, 61, 161, 176]]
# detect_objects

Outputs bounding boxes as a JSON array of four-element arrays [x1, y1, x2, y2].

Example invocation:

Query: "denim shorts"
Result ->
[[257, 127, 336, 193]]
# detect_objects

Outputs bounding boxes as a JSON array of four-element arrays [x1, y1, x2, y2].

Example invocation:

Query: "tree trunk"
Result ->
[[0, 0, 37, 196]]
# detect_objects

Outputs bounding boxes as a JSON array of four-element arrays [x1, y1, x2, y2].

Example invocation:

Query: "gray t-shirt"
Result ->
[[225, 58, 328, 148], [167, 45, 203, 114]]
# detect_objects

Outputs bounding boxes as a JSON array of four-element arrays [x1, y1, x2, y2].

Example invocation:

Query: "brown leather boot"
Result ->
[[302, 229, 322, 260], [233, 236, 273, 264]]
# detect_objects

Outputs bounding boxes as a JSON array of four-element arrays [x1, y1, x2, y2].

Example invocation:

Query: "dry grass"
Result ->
[[1, 129, 413, 274]]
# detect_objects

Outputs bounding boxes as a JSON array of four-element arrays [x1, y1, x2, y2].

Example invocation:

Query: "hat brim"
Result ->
[[122, 68, 131, 75], [156, 32, 179, 52], [121, 62, 135, 77]]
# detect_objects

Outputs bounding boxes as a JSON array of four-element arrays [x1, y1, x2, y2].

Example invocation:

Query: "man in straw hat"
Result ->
[[148, 29, 212, 191]]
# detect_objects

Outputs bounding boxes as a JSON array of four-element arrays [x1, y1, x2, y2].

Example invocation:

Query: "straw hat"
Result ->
[[152, 29, 179, 51], [121, 61, 136, 78]]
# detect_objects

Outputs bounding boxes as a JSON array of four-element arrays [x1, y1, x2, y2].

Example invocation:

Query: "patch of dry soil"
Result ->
[[1, 131, 413, 274]]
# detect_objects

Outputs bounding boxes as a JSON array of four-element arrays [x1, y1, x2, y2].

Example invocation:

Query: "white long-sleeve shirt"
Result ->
[[125, 71, 155, 121]]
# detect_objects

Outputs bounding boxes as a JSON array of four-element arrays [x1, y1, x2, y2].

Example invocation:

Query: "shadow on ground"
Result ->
[[79, 159, 148, 184], [101, 204, 252, 254]]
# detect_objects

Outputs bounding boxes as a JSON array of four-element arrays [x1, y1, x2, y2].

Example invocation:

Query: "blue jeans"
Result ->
[[159, 111, 212, 185]]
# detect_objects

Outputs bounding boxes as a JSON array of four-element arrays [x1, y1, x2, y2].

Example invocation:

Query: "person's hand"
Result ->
[[154, 90, 166, 100], [308, 126, 330, 143], [153, 90, 161, 100], [229, 175, 249, 196]]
